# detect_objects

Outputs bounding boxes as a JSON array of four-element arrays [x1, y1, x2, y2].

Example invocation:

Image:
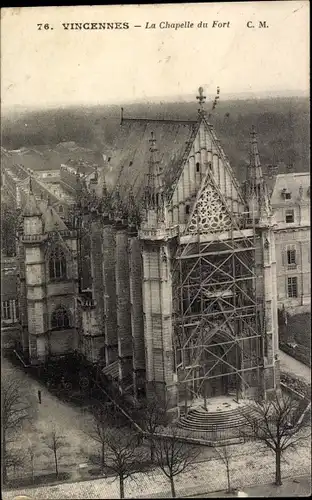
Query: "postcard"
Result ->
[[1, 2, 310, 500]]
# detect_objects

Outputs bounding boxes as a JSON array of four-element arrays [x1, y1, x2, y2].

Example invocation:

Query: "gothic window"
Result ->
[[196, 162, 200, 172], [49, 246, 67, 280], [51, 307, 70, 330], [2, 300, 11, 320]]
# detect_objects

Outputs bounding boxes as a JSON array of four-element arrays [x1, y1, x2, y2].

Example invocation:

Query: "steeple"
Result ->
[[144, 131, 163, 210], [112, 183, 125, 222], [23, 176, 43, 235], [23, 177, 41, 217], [127, 185, 141, 229], [245, 126, 271, 221], [249, 126, 262, 182]]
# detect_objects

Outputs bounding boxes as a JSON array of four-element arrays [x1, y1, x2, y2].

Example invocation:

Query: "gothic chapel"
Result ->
[[18, 88, 280, 415]]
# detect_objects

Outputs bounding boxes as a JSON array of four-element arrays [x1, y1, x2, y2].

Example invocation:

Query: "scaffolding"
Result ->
[[172, 142, 267, 411]]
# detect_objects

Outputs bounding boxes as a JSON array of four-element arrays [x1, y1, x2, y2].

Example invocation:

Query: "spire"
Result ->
[[246, 126, 271, 221], [112, 183, 125, 221], [196, 86, 206, 117], [127, 185, 139, 228], [23, 181, 42, 218], [250, 125, 261, 175], [144, 131, 163, 211]]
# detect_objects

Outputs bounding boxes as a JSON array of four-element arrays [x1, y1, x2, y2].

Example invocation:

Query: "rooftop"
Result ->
[[270, 172, 310, 205], [97, 117, 199, 201]]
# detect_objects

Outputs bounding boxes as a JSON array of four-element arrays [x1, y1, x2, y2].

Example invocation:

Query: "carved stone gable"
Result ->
[[188, 182, 231, 234]]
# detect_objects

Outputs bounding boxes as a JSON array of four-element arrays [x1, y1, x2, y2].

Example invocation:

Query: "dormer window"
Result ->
[[281, 188, 291, 200]]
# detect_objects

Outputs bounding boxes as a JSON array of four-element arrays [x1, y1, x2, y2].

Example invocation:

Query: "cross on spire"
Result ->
[[196, 86, 206, 115], [149, 131, 157, 152]]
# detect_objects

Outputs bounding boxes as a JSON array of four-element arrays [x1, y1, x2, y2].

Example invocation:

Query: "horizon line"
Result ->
[[2, 89, 309, 114]]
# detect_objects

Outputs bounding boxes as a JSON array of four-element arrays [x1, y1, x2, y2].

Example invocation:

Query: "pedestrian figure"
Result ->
[[38, 389, 42, 404]]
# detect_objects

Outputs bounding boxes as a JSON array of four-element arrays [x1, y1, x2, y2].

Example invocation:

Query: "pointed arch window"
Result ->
[[49, 246, 67, 280], [51, 307, 70, 330]]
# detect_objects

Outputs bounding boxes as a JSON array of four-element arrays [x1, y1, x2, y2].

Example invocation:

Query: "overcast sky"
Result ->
[[1, 2, 309, 110]]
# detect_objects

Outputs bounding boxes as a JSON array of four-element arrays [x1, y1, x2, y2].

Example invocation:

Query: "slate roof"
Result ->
[[5, 144, 104, 172], [270, 173, 310, 205], [102, 118, 199, 201]]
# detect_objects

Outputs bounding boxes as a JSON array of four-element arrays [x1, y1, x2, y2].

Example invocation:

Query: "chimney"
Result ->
[[267, 164, 278, 179]]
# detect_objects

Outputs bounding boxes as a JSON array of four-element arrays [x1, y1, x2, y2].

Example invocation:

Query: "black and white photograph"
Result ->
[[1, 2, 310, 498]]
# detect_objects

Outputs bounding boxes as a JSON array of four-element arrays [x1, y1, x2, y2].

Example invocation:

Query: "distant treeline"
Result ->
[[2, 97, 309, 181]]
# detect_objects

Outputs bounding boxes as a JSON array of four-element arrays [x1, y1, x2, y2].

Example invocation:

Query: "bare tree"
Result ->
[[1, 375, 30, 483], [134, 396, 168, 462], [214, 444, 234, 493], [240, 393, 311, 486], [153, 427, 200, 498], [44, 427, 67, 478], [27, 439, 36, 483], [104, 429, 145, 499], [84, 404, 111, 472]]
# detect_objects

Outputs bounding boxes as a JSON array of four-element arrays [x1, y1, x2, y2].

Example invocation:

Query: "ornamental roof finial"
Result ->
[[196, 86, 206, 116]]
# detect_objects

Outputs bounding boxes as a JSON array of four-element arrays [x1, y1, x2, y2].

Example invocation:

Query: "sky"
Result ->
[[1, 2, 309, 110]]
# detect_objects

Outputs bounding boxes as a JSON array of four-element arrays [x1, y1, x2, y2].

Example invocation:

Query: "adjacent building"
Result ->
[[270, 173, 310, 313]]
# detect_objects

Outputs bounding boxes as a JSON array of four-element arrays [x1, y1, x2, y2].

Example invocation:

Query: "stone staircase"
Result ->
[[177, 401, 256, 433]]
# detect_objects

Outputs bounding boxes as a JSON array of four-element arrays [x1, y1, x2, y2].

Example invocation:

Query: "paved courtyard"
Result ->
[[279, 350, 311, 384], [2, 355, 311, 499], [3, 428, 311, 499], [190, 475, 311, 498], [2, 357, 95, 479]]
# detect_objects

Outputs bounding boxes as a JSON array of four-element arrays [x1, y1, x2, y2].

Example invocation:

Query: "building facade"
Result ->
[[1, 256, 20, 348], [17, 186, 79, 362], [16, 93, 281, 415], [270, 173, 310, 314]]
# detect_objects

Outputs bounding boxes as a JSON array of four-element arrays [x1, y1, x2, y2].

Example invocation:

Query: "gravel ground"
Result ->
[[3, 434, 311, 499]]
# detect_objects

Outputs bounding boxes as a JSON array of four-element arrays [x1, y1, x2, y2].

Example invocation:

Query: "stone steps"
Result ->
[[177, 403, 256, 432]]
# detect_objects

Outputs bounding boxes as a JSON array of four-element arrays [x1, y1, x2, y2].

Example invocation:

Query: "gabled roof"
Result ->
[[102, 118, 199, 201]]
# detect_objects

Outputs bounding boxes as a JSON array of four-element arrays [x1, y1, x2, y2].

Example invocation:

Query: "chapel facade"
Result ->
[[17, 90, 280, 414]]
